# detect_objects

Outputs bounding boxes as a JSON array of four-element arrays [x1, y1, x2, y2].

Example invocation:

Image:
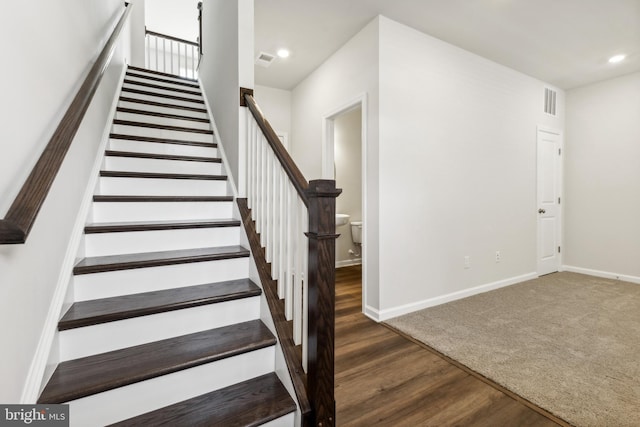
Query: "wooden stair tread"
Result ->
[[104, 150, 220, 162], [73, 245, 249, 275], [110, 373, 296, 427], [99, 170, 227, 180], [121, 87, 205, 104], [118, 97, 208, 114], [93, 195, 232, 203], [112, 119, 213, 135], [127, 65, 198, 83], [59, 278, 261, 330], [38, 320, 275, 404], [126, 71, 200, 89], [84, 219, 240, 234], [116, 107, 210, 123], [123, 79, 202, 96], [109, 133, 215, 148]]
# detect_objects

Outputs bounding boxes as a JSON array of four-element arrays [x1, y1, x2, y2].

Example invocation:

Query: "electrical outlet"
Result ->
[[464, 256, 470, 269], [495, 251, 501, 263]]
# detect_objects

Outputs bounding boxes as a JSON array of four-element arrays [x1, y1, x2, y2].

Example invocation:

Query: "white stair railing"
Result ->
[[145, 29, 199, 79], [247, 114, 310, 368], [243, 91, 340, 426]]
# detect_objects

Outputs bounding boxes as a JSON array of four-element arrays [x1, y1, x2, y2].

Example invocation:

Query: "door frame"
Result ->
[[536, 125, 563, 275], [322, 93, 368, 312]]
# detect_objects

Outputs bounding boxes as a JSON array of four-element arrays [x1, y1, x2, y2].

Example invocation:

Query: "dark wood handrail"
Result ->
[[146, 29, 198, 47], [0, 4, 133, 245], [243, 91, 310, 206]]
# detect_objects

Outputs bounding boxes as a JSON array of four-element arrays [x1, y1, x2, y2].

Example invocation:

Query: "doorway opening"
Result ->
[[323, 95, 367, 312]]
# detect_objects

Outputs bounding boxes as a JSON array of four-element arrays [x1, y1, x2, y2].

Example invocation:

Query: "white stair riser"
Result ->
[[262, 413, 296, 427], [127, 70, 197, 84], [59, 297, 260, 361], [122, 83, 202, 102], [104, 157, 221, 175], [91, 200, 232, 222], [73, 257, 249, 301], [108, 139, 217, 157], [125, 75, 200, 92], [116, 111, 211, 131], [85, 226, 240, 257], [98, 176, 227, 197], [67, 347, 275, 427], [120, 92, 205, 109], [117, 100, 208, 120], [111, 124, 213, 143]]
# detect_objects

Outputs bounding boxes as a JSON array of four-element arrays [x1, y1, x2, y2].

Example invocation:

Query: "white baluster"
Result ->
[[302, 206, 309, 373], [293, 195, 304, 345], [170, 41, 174, 74], [272, 160, 280, 287], [154, 36, 159, 71], [191, 45, 196, 78], [286, 183, 296, 322], [247, 116, 254, 208]]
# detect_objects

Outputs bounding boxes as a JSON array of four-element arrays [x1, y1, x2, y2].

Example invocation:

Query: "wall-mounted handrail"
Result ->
[[242, 89, 340, 427], [0, 4, 133, 245]]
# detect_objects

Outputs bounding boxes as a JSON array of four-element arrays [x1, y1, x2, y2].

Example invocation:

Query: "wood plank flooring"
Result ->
[[335, 265, 561, 427]]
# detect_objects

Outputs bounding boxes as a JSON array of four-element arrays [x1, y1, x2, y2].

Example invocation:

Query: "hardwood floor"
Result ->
[[335, 265, 560, 427]]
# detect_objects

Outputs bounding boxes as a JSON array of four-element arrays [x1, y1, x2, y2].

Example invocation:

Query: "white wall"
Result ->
[[564, 72, 640, 281], [377, 16, 564, 318], [0, 0, 131, 402], [199, 0, 253, 194], [254, 85, 292, 148], [145, 0, 199, 42], [334, 108, 362, 266], [290, 17, 380, 311]]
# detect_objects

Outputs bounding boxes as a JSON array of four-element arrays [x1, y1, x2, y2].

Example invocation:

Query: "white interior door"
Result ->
[[537, 127, 561, 275]]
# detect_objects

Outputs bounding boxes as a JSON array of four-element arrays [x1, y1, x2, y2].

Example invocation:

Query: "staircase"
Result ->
[[37, 66, 296, 426]]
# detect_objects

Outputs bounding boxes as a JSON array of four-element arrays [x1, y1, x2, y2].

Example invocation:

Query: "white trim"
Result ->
[[20, 65, 128, 403], [336, 259, 362, 268], [562, 265, 640, 285], [376, 272, 538, 322], [322, 93, 368, 316], [197, 80, 239, 198], [363, 304, 381, 322]]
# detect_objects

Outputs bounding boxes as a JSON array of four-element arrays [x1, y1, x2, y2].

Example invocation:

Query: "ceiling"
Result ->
[[254, 0, 640, 91]]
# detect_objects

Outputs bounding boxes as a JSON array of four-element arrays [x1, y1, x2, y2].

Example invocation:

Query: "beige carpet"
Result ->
[[385, 272, 640, 427]]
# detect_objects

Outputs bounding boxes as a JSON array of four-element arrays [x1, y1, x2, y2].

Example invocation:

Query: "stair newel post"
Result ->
[[305, 179, 341, 427]]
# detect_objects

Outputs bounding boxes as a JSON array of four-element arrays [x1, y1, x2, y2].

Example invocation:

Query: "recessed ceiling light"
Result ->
[[277, 49, 290, 58], [608, 54, 626, 64]]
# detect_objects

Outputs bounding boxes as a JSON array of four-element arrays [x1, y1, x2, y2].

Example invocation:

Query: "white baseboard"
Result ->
[[562, 265, 640, 285], [363, 305, 381, 322], [375, 272, 538, 322], [336, 259, 361, 268], [20, 65, 128, 404]]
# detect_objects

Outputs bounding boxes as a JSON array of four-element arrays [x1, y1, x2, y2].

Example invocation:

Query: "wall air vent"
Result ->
[[544, 87, 557, 116], [255, 52, 276, 68]]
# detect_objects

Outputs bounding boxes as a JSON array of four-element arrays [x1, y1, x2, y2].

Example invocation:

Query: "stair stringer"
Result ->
[[22, 64, 129, 404]]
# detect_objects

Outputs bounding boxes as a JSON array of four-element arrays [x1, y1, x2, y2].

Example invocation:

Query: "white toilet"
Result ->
[[350, 221, 362, 246]]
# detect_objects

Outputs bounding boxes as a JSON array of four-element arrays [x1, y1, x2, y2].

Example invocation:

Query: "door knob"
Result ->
[[538, 209, 546, 214]]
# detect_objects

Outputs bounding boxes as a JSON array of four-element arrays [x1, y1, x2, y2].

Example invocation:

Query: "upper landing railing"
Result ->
[[0, 4, 133, 244], [145, 29, 199, 79]]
